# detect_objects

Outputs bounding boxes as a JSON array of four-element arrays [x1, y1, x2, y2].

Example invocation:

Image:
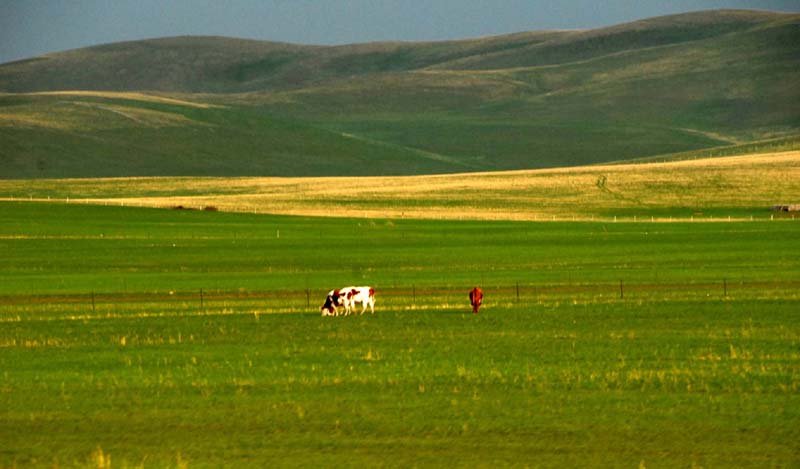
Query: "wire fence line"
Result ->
[[2, 280, 798, 310]]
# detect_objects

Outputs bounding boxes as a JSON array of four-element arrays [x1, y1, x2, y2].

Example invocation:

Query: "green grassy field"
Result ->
[[1, 202, 798, 467]]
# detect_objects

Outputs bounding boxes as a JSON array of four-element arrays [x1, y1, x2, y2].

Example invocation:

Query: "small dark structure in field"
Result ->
[[771, 204, 800, 212], [469, 287, 484, 314]]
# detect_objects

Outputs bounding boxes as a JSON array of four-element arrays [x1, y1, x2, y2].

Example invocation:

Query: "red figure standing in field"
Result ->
[[469, 287, 483, 313]]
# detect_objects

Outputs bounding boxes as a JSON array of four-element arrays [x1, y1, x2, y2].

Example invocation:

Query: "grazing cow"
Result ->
[[320, 289, 346, 316], [342, 286, 375, 315], [469, 287, 483, 313], [320, 286, 375, 316]]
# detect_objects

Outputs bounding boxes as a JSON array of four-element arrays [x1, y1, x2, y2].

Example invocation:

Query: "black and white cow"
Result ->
[[321, 286, 375, 316]]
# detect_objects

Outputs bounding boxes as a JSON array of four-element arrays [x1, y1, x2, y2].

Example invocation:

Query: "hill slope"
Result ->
[[0, 32, 568, 94], [0, 92, 470, 178], [0, 10, 787, 94], [0, 9, 798, 178]]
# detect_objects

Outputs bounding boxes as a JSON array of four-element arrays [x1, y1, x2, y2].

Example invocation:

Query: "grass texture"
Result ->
[[0, 202, 798, 467]]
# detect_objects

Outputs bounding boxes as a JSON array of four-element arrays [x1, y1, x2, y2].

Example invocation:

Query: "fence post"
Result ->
[[412, 285, 416, 305], [91, 291, 95, 313], [723, 278, 727, 297], [516, 282, 520, 301], [306, 289, 310, 307], [619, 280, 624, 299], [200, 288, 204, 309]]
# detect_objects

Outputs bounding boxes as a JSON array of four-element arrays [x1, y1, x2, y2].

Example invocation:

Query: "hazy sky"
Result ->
[[2, 0, 799, 64]]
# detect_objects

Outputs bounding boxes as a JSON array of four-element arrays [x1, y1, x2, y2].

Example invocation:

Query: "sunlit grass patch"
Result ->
[[2, 150, 797, 221], [30, 90, 220, 109], [0, 99, 208, 131]]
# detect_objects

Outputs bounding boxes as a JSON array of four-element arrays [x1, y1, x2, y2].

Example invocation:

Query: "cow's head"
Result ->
[[321, 301, 336, 316], [320, 289, 341, 316]]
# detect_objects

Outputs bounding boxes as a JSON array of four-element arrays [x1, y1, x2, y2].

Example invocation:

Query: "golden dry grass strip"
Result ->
[[2, 151, 798, 221], [29, 91, 221, 109]]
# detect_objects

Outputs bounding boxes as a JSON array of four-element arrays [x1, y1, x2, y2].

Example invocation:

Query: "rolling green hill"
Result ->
[[1, 9, 798, 178], [0, 33, 568, 94], [0, 92, 466, 178]]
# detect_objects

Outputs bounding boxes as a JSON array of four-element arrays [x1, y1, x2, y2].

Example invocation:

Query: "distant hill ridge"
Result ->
[[0, 9, 791, 93], [0, 9, 798, 178]]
